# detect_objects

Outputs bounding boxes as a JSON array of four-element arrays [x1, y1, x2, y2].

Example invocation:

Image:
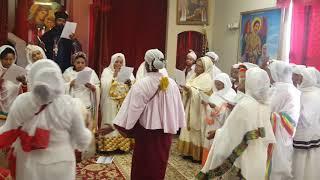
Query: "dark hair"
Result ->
[[0, 48, 15, 59]]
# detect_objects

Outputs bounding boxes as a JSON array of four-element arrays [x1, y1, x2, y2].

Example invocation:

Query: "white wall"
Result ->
[[212, 0, 276, 73], [166, 0, 215, 75]]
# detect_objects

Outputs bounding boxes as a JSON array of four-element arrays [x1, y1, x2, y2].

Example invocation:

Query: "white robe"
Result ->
[[100, 67, 135, 126], [270, 82, 301, 179], [201, 95, 275, 180], [183, 64, 195, 81], [63, 67, 100, 129], [0, 93, 92, 180]]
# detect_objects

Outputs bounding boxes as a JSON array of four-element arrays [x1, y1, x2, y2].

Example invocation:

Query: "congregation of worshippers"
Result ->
[[1, 2, 320, 180]]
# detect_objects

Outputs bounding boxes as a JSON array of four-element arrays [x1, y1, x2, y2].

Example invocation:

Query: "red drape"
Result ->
[[13, 0, 32, 42], [176, 31, 204, 70], [290, 0, 320, 69], [0, 0, 8, 45], [89, 0, 167, 75]]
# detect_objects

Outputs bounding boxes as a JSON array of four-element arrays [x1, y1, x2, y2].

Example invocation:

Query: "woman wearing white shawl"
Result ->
[[178, 56, 213, 162], [0, 60, 92, 180], [0, 45, 26, 124], [268, 60, 301, 180], [291, 64, 306, 87], [205, 51, 222, 79], [63, 52, 100, 131], [25, 45, 46, 72], [183, 50, 197, 81], [113, 49, 185, 179], [292, 68, 320, 180], [100, 53, 135, 127], [306, 67, 320, 87], [202, 73, 237, 165], [198, 67, 276, 180]]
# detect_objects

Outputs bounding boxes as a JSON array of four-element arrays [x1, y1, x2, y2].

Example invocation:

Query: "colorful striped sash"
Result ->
[[279, 112, 296, 136], [265, 113, 277, 180], [196, 127, 265, 180]]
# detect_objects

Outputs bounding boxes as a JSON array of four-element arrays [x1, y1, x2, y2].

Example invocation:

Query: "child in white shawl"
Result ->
[[25, 45, 46, 72], [198, 67, 276, 180], [201, 73, 236, 165]]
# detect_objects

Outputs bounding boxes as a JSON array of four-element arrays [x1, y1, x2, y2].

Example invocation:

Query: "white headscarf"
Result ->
[[299, 68, 317, 90], [306, 67, 320, 86], [25, 45, 47, 64], [245, 67, 271, 104], [213, 73, 236, 103], [29, 60, 64, 105], [187, 50, 197, 61], [109, 53, 126, 72], [291, 64, 306, 75], [269, 60, 293, 83], [205, 51, 219, 62], [0, 45, 16, 70], [144, 49, 166, 71], [240, 62, 259, 69]]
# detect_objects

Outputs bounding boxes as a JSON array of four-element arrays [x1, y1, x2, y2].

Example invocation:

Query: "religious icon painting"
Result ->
[[239, 8, 282, 66], [27, 0, 66, 44], [177, 0, 209, 25]]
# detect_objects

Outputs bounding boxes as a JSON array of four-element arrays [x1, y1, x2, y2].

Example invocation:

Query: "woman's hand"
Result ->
[[207, 130, 216, 140], [16, 75, 27, 85], [114, 68, 120, 78], [70, 79, 76, 87], [124, 79, 131, 86], [85, 83, 96, 92]]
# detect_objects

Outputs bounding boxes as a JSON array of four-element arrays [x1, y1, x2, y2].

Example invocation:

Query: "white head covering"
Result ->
[[268, 60, 293, 83], [144, 49, 165, 71], [0, 45, 16, 70], [306, 67, 320, 85], [214, 73, 237, 103], [109, 53, 126, 71], [291, 64, 306, 75], [299, 67, 318, 89], [199, 56, 213, 74], [25, 45, 47, 64], [29, 60, 64, 105], [245, 67, 271, 104], [187, 50, 197, 61], [205, 51, 219, 62]]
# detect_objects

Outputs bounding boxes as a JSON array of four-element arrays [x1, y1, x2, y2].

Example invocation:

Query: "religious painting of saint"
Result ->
[[239, 8, 282, 66], [177, 0, 208, 25], [28, 1, 62, 32]]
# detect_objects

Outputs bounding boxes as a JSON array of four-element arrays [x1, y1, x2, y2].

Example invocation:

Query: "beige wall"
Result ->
[[166, 0, 215, 75], [212, 0, 276, 73]]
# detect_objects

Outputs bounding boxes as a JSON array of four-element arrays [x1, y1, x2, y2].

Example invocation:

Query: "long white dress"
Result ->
[[200, 67, 276, 180], [0, 60, 92, 180], [268, 61, 301, 180], [100, 58, 135, 127], [63, 66, 100, 130], [0, 45, 23, 126], [292, 68, 320, 180]]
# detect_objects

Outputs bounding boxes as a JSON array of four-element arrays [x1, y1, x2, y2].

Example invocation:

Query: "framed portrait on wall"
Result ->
[[177, 0, 208, 25], [239, 8, 282, 66]]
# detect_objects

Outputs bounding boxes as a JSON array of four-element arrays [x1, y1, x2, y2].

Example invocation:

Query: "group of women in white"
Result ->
[[0, 42, 319, 180], [0, 44, 170, 179], [177, 49, 320, 180]]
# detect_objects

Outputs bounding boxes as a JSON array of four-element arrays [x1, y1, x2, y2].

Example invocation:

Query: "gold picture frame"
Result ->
[[177, 0, 208, 25]]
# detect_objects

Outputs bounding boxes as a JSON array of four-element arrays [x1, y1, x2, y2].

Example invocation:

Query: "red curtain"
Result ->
[[176, 31, 204, 70], [89, 0, 167, 75], [0, 0, 8, 45], [13, 0, 32, 42], [290, 0, 320, 69]]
